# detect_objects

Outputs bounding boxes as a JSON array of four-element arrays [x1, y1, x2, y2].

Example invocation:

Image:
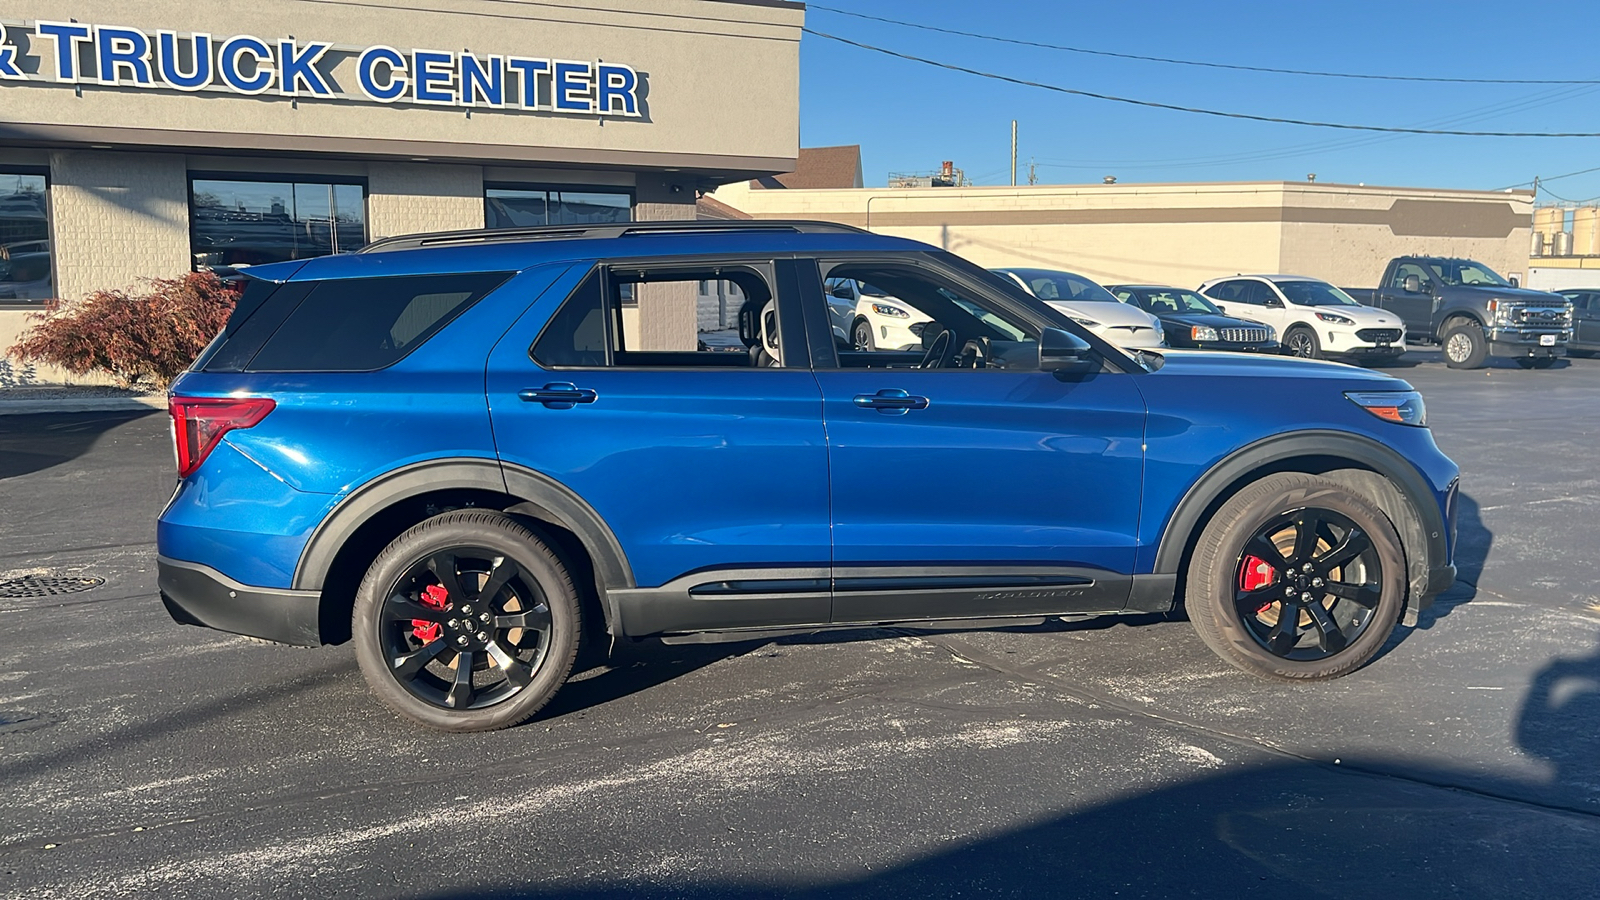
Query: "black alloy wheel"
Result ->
[[353, 511, 580, 731], [1283, 326, 1320, 359], [1185, 472, 1405, 680], [1232, 509, 1380, 660]]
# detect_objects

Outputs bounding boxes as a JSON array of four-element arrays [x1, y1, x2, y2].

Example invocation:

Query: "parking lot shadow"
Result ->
[[0, 410, 157, 480]]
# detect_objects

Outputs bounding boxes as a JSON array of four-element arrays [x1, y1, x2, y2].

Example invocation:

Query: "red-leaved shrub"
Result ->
[[6, 273, 238, 388]]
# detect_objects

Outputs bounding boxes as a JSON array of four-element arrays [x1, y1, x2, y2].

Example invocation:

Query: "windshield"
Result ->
[[859, 282, 893, 297], [1277, 281, 1362, 307], [1125, 288, 1220, 315], [1009, 269, 1119, 303], [1425, 259, 1511, 287]]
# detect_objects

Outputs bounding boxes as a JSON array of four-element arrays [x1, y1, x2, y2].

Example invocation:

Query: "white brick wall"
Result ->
[[367, 163, 485, 239], [49, 151, 191, 303]]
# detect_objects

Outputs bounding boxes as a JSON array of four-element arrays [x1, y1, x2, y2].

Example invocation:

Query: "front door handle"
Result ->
[[519, 383, 598, 409], [853, 389, 929, 415]]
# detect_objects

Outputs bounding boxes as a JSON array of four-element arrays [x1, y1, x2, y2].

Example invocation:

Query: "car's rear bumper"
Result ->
[[158, 555, 323, 646]]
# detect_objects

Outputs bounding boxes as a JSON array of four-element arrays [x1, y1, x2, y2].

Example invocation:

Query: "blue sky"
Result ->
[[798, 1, 1600, 200]]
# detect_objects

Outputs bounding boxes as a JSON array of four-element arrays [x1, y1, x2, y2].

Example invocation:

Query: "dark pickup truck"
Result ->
[[1345, 257, 1573, 369]]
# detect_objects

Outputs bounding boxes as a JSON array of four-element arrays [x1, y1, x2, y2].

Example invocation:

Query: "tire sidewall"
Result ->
[[1442, 322, 1487, 369], [352, 512, 579, 732], [1190, 477, 1406, 679]]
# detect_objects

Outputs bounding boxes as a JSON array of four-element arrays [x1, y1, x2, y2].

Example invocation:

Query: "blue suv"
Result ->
[[158, 221, 1458, 732]]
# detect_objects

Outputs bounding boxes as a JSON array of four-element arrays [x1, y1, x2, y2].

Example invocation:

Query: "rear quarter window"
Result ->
[[208, 272, 510, 372]]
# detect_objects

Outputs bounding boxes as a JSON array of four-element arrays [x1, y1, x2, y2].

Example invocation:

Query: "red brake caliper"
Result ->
[[412, 583, 450, 643], [1240, 556, 1276, 613]]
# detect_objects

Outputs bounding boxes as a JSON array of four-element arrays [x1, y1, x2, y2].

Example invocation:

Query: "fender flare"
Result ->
[[1152, 430, 1450, 596], [292, 459, 634, 598]]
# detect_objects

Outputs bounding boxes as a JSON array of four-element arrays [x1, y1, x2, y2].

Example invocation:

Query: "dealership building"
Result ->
[[0, 0, 802, 379]]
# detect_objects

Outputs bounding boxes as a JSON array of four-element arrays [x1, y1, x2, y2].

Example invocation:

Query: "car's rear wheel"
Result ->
[[1185, 473, 1406, 680], [352, 511, 581, 732], [852, 318, 876, 351], [1283, 326, 1321, 359]]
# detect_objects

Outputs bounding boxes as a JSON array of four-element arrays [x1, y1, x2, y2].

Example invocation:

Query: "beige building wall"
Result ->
[[715, 181, 1534, 290], [367, 163, 486, 239]]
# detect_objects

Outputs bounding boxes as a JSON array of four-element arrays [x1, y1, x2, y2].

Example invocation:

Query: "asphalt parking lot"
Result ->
[[2, 350, 1598, 899]]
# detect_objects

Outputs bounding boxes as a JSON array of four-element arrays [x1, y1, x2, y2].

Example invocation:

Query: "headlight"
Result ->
[[1486, 299, 1517, 324], [1191, 326, 1220, 342], [1315, 312, 1355, 325], [1069, 316, 1099, 328], [1345, 390, 1427, 427], [871, 303, 909, 318]]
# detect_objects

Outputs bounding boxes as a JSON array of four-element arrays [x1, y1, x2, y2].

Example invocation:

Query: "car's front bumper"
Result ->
[[1190, 340, 1280, 353], [158, 556, 323, 646]]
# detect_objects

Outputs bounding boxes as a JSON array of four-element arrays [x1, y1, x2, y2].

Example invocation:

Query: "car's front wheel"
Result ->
[[1185, 473, 1406, 680], [1282, 325, 1321, 359], [352, 511, 581, 732], [852, 318, 876, 351]]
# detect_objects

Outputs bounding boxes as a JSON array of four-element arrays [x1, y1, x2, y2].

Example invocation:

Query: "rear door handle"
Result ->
[[519, 383, 598, 409], [853, 389, 929, 415]]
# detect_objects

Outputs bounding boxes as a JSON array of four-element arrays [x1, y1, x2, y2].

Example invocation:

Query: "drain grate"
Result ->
[[0, 574, 105, 598]]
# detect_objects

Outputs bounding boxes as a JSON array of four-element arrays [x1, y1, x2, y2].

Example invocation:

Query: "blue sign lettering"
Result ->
[[36, 21, 92, 83], [1, 20, 645, 118], [460, 53, 503, 107], [506, 57, 549, 110], [552, 60, 592, 113], [218, 35, 273, 94], [278, 40, 334, 97], [357, 46, 408, 102], [157, 31, 212, 91], [412, 50, 456, 105], [96, 26, 154, 86], [0, 24, 24, 79], [596, 64, 639, 117]]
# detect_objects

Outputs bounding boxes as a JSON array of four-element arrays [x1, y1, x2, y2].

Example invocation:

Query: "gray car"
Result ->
[[1556, 289, 1600, 357]]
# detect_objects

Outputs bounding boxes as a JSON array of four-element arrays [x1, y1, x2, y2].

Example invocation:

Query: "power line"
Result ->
[[809, 5, 1600, 86], [805, 28, 1600, 138], [1495, 165, 1600, 191]]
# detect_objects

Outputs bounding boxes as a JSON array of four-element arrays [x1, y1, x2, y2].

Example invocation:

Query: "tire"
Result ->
[[852, 317, 876, 351], [352, 510, 581, 732], [1515, 356, 1556, 369], [1185, 472, 1406, 681], [1441, 320, 1488, 369], [1282, 325, 1321, 359]]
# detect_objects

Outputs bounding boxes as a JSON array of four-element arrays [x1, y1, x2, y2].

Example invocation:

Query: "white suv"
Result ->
[[824, 277, 934, 351], [1198, 275, 1406, 363]]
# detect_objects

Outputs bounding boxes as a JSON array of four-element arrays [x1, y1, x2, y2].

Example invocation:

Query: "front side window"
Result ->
[[191, 177, 366, 272], [1205, 280, 1254, 304], [0, 170, 52, 305], [485, 186, 631, 228], [1426, 259, 1510, 287], [1391, 263, 1432, 289], [533, 264, 780, 368], [822, 263, 1037, 369], [1278, 280, 1362, 307]]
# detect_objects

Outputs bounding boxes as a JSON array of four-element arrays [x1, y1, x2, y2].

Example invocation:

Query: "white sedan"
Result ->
[[993, 267, 1167, 350]]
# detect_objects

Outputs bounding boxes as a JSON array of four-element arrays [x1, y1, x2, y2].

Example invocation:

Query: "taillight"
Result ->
[[169, 396, 276, 477]]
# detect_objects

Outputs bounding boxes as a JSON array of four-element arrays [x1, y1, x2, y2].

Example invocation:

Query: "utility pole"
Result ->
[[1011, 119, 1017, 187], [1027, 157, 1038, 186]]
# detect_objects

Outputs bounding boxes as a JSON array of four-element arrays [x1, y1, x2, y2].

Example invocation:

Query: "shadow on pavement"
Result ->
[[0, 410, 157, 480]]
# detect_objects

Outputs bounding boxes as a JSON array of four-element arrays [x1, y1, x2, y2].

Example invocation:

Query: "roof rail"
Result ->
[[358, 219, 869, 254]]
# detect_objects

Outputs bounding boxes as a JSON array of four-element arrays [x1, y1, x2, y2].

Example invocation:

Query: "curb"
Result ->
[[0, 396, 166, 416]]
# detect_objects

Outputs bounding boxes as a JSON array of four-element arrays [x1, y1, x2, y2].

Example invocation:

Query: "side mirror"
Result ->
[[1263, 296, 1284, 308], [829, 285, 854, 300], [1403, 274, 1422, 294], [1039, 327, 1099, 375]]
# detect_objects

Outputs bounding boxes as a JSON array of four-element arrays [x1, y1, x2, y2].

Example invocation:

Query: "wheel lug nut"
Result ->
[[447, 619, 459, 629], [1300, 592, 1313, 602], [455, 635, 469, 647], [461, 605, 473, 615], [479, 612, 491, 623], [476, 631, 489, 642], [1312, 577, 1324, 587], [1302, 563, 1313, 573]]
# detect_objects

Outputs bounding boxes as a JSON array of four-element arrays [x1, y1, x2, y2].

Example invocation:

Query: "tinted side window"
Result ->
[[532, 271, 607, 367], [243, 273, 509, 372], [1206, 280, 1248, 303]]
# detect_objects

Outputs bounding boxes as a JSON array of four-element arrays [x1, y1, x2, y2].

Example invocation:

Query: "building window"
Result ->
[[190, 177, 367, 273], [485, 185, 631, 228], [0, 170, 52, 305]]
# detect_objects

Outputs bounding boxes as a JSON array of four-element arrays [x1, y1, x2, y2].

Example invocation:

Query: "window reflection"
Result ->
[[190, 178, 367, 272], [485, 186, 630, 228], [0, 172, 52, 304]]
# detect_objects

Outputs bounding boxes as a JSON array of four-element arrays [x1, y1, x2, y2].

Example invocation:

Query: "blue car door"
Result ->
[[801, 258, 1148, 623], [485, 259, 831, 636]]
